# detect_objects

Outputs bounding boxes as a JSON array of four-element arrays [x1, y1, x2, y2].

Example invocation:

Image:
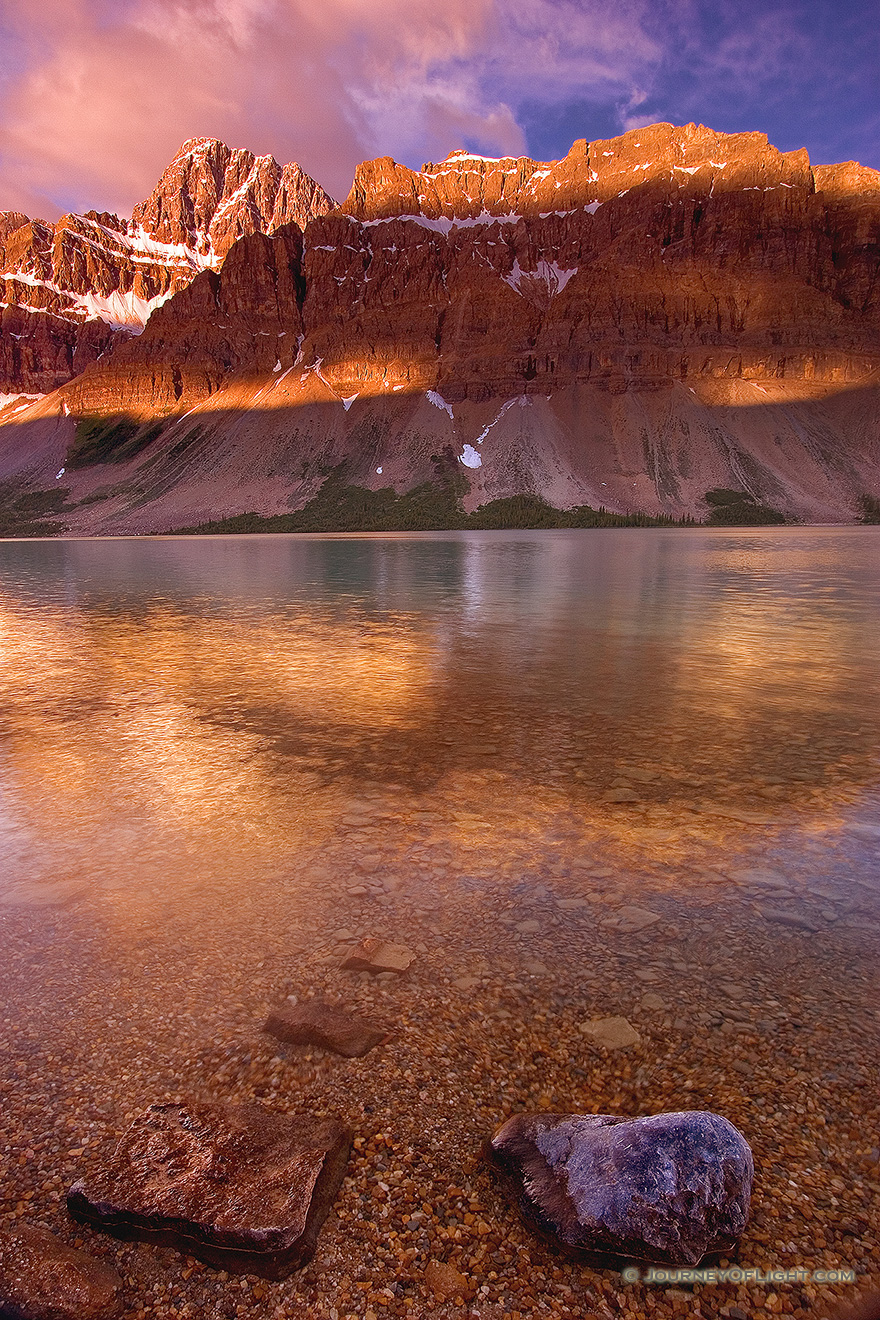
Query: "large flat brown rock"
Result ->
[[0, 1223, 122, 1320], [66, 1101, 351, 1279], [264, 999, 390, 1057]]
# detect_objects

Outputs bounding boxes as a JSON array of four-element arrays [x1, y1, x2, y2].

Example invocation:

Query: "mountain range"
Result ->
[[1, 124, 878, 533]]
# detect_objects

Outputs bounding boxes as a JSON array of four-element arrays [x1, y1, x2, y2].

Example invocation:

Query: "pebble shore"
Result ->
[[1, 785, 877, 1320]]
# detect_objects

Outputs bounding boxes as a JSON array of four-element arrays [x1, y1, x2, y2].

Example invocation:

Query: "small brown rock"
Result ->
[[424, 1259, 471, 1301], [579, 1016, 641, 1050], [0, 1223, 122, 1320], [263, 999, 390, 1057], [340, 938, 414, 974], [615, 906, 661, 932]]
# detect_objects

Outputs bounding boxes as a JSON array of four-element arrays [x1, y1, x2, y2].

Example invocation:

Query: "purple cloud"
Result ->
[[0, 0, 875, 222]]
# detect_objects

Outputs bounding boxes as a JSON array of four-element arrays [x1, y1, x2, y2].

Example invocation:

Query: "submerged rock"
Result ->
[[67, 1101, 351, 1279], [579, 1016, 641, 1050], [758, 907, 820, 931], [424, 1259, 472, 1301], [613, 906, 661, 932], [340, 939, 414, 974], [264, 998, 390, 1057], [0, 1223, 122, 1320], [484, 1109, 753, 1266]]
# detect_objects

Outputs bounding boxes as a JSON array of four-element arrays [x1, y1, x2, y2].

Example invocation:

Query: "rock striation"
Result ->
[[484, 1109, 754, 1266], [0, 138, 333, 394]]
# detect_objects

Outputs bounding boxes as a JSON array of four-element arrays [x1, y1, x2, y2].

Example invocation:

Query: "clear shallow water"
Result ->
[[1, 528, 879, 1320], [0, 526, 878, 919]]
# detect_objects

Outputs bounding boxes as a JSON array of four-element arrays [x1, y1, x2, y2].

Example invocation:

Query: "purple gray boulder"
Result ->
[[484, 1109, 753, 1266], [67, 1100, 351, 1279]]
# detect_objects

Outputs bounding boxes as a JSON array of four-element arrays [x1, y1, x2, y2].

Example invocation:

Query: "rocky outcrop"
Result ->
[[132, 137, 334, 259], [0, 138, 333, 394], [344, 122, 815, 222], [62, 224, 305, 417]]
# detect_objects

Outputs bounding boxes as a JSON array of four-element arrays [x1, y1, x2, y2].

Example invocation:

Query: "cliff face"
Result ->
[[2, 122, 879, 531], [323, 123, 879, 397], [62, 225, 305, 418], [62, 122, 880, 410], [0, 138, 334, 396]]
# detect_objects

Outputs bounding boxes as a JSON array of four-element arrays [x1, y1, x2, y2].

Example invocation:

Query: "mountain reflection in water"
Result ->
[[0, 528, 878, 921]]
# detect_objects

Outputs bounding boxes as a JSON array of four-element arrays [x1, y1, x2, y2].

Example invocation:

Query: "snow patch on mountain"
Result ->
[[363, 210, 521, 235], [427, 390, 454, 418], [70, 288, 176, 331], [502, 260, 577, 297], [473, 395, 531, 445], [0, 391, 43, 417]]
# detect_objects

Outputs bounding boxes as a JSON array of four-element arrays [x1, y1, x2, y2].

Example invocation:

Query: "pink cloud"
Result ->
[[0, 0, 661, 220]]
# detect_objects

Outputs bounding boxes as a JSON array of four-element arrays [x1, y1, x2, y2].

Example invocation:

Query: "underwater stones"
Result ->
[[484, 1109, 753, 1266], [264, 998, 390, 1057], [66, 1101, 351, 1279], [424, 1259, 472, 1301], [340, 939, 414, 974], [579, 1016, 641, 1050], [758, 907, 820, 931], [0, 1223, 122, 1320]]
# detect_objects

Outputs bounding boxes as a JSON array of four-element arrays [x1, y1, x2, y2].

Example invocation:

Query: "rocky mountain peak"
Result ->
[[131, 138, 335, 260], [340, 122, 822, 226], [1, 137, 335, 394]]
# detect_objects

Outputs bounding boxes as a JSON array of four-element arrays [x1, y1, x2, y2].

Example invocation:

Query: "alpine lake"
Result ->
[[0, 527, 878, 1320]]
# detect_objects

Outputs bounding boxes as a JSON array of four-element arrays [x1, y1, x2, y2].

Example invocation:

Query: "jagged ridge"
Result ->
[[0, 138, 334, 396]]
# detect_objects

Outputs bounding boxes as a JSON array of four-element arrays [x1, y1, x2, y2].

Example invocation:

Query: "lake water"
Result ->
[[1, 527, 878, 913], [1, 527, 878, 1318]]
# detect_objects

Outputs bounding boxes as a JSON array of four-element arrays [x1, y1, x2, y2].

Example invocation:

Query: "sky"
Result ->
[[0, 0, 877, 220]]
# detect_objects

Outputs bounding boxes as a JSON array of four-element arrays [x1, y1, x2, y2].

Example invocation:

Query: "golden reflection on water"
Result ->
[[0, 529, 877, 919]]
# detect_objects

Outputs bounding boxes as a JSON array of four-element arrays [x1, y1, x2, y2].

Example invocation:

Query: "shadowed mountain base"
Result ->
[[0, 375, 877, 534]]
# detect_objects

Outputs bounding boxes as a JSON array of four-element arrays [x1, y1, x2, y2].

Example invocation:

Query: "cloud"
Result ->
[[0, 0, 663, 218], [0, 0, 876, 222]]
